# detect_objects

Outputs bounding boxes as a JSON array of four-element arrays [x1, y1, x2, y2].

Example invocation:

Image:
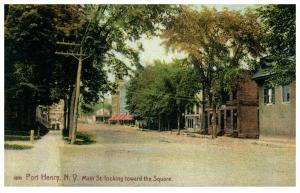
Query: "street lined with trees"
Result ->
[[4, 4, 296, 141]]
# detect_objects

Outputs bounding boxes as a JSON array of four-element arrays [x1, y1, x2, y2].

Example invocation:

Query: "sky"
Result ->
[[138, 4, 257, 66]]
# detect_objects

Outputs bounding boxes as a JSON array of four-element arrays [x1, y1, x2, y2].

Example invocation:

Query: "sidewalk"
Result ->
[[5, 130, 64, 186]]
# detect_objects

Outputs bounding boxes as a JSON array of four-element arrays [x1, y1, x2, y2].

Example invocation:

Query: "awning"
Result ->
[[108, 114, 133, 121]]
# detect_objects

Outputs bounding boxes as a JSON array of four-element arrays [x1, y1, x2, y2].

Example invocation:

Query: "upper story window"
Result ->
[[282, 85, 290, 102], [263, 86, 275, 104]]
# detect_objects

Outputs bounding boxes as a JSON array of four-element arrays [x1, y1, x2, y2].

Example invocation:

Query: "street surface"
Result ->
[[5, 123, 295, 186]]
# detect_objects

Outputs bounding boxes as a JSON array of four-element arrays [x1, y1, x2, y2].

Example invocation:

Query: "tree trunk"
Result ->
[[68, 87, 76, 139], [177, 111, 180, 135], [158, 114, 161, 132], [212, 104, 217, 139], [201, 88, 206, 133]]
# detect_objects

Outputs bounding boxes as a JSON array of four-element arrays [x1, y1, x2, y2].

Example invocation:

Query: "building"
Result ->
[[184, 92, 203, 132], [36, 100, 64, 130], [252, 65, 295, 138], [185, 71, 259, 138], [112, 79, 128, 115], [212, 72, 259, 138], [110, 79, 134, 124], [95, 108, 111, 123]]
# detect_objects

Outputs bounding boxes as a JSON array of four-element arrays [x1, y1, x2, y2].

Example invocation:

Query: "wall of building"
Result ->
[[111, 94, 120, 115], [258, 81, 295, 138], [112, 79, 130, 115], [238, 105, 258, 137], [119, 82, 129, 114]]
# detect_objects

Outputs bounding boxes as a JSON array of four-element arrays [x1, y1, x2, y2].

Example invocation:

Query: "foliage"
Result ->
[[80, 100, 112, 115], [162, 6, 264, 105], [4, 143, 33, 150], [63, 132, 96, 145], [126, 59, 200, 126], [256, 5, 296, 85], [5, 5, 177, 132]]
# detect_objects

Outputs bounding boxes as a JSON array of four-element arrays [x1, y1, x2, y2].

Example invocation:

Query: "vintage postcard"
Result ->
[[2, 1, 297, 190]]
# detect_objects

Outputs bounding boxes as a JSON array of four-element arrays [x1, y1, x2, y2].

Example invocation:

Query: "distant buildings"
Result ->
[[36, 100, 64, 130], [184, 92, 202, 131], [95, 108, 111, 123], [112, 79, 129, 115], [110, 79, 134, 124]]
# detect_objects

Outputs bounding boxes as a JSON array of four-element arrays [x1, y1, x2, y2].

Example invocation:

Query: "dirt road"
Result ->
[[5, 123, 295, 186]]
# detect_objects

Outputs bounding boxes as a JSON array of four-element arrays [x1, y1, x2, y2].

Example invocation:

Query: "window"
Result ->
[[263, 86, 275, 104], [282, 85, 290, 102]]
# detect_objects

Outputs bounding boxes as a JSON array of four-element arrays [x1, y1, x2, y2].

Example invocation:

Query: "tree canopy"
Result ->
[[162, 6, 263, 101], [161, 6, 264, 136], [5, 4, 178, 131], [126, 59, 201, 130], [256, 4, 296, 86]]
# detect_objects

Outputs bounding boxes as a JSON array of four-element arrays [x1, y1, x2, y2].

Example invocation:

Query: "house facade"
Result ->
[[184, 92, 202, 132], [253, 68, 295, 138], [185, 71, 259, 138], [204, 72, 259, 138]]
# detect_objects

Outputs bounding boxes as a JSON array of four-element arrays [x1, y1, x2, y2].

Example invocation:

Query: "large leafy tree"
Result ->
[[5, 5, 80, 131], [126, 60, 200, 132], [5, 5, 178, 136], [256, 4, 296, 85], [162, 6, 264, 137], [64, 5, 179, 140]]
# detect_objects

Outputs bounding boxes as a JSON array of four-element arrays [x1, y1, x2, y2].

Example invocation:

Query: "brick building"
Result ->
[[205, 72, 259, 138]]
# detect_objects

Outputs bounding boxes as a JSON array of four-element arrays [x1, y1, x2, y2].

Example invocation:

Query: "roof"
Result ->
[[252, 55, 295, 81], [252, 56, 275, 81], [109, 114, 133, 122], [252, 67, 273, 80]]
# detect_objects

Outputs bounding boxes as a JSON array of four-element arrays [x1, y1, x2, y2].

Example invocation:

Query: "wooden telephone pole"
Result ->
[[55, 42, 89, 144]]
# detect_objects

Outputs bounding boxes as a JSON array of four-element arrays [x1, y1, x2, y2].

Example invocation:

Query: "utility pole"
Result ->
[[55, 42, 89, 144]]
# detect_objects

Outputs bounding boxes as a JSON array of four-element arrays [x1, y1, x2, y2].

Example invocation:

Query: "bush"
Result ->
[[5, 143, 33, 150], [63, 131, 96, 145], [5, 135, 41, 141], [75, 132, 96, 145]]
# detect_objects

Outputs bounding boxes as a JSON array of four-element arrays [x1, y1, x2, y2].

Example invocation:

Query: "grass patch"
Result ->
[[5, 135, 41, 141], [64, 132, 96, 145], [5, 143, 33, 150]]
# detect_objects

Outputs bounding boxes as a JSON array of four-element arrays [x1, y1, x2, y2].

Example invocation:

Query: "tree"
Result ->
[[162, 6, 264, 137], [5, 5, 81, 131], [64, 5, 179, 142], [5, 5, 179, 142], [256, 5, 296, 86], [126, 59, 200, 132]]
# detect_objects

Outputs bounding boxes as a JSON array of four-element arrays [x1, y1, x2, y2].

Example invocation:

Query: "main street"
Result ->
[[5, 123, 295, 186]]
